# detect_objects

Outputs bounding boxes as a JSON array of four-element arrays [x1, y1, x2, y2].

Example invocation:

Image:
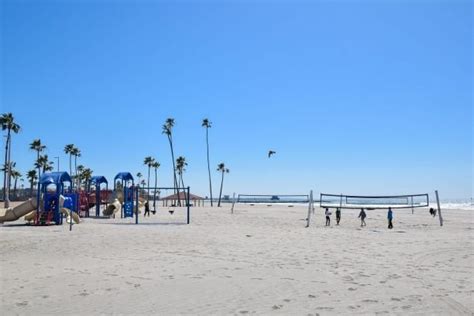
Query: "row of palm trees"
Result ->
[[1, 112, 92, 206], [202, 119, 230, 207], [0, 162, 23, 200], [155, 117, 229, 207], [1, 112, 231, 208]]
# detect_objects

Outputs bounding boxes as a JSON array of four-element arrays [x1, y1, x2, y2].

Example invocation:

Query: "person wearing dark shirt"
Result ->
[[387, 207, 393, 229], [335, 208, 341, 225], [144, 201, 150, 217], [358, 208, 367, 227]]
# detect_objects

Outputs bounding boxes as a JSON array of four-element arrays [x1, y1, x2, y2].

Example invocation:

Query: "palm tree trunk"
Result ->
[[206, 128, 213, 206], [147, 166, 151, 204], [4, 131, 11, 208], [37, 151, 41, 178], [180, 174, 187, 206], [218, 171, 224, 207], [2, 132, 8, 206], [13, 177, 18, 200], [168, 135, 180, 206], [74, 155, 78, 189], [153, 167, 157, 210], [69, 154, 72, 176]]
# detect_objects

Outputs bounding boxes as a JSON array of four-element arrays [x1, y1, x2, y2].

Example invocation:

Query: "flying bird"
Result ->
[[268, 150, 276, 158]]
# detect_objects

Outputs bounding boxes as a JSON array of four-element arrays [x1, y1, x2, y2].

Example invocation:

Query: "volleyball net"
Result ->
[[320, 193, 429, 209], [236, 194, 310, 204]]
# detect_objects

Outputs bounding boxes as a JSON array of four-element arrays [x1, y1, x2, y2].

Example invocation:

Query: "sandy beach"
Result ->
[[0, 203, 472, 315]]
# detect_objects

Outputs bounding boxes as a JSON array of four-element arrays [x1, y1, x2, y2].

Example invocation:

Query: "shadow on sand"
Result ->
[[98, 222, 188, 226]]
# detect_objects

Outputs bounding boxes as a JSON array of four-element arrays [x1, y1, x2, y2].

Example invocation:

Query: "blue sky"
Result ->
[[1, 0, 472, 199]]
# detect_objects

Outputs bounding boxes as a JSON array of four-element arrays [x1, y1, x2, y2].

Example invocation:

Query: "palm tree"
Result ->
[[64, 144, 75, 175], [1, 112, 21, 208], [27, 169, 38, 197], [162, 118, 179, 204], [176, 156, 187, 193], [81, 168, 93, 190], [136, 172, 143, 185], [151, 160, 160, 210], [71, 146, 81, 189], [11, 169, 21, 200], [143, 156, 155, 203], [217, 162, 229, 207], [71, 146, 81, 174], [0, 161, 16, 193], [29, 139, 46, 178], [37, 155, 54, 174], [44, 162, 54, 172], [76, 164, 85, 188], [202, 118, 213, 206]]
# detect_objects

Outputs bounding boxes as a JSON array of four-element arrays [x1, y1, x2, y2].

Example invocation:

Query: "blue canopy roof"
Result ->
[[114, 172, 134, 182], [90, 176, 108, 185], [40, 172, 72, 186]]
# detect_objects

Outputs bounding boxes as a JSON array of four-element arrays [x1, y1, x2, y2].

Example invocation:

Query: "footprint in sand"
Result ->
[[362, 299, 378, 303], [315, 307, 334, 310], [272, 304, 283, 310]]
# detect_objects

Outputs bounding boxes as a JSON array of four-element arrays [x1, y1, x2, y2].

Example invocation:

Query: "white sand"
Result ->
[[1, 203, 473, 315]]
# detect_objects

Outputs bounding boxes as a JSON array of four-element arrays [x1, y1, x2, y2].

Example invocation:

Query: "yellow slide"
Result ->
[[103, 199, 122, 216], [24, 208, 80, 224], [61, 208, 81, 224], [0, 199, 38, 224]]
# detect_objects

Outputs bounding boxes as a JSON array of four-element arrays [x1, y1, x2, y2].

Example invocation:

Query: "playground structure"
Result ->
[[76, 176, 109, 217], [33, 172, 80, 225], [0, 172, 81, 225], [103, 172, 139, 224]]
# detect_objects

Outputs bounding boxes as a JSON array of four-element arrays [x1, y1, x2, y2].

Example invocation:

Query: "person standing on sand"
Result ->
[[336, 208, 341, 225], [358, 208, 367, 227], [144, 201, 150, 217], [387, 207, 393, 229], [325, 208, 331, 226]]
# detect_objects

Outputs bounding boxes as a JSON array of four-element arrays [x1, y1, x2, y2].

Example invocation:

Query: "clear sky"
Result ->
[[1, 0, 472, 199]]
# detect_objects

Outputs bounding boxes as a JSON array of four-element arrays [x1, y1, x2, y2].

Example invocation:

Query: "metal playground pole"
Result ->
[[435, 190, 443, 227]]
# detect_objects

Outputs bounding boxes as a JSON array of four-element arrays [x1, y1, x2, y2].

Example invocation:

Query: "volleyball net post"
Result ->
[[231, 192, 236, 214], [306, 190, 313, 228]]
